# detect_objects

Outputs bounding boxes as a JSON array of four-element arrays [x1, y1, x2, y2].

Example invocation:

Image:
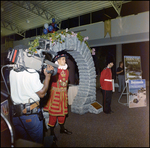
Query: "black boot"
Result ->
[[50, 126, 57, 141], [59, 124, 72, 135]]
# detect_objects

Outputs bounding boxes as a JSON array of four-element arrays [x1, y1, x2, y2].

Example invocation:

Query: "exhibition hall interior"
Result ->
[[1, 1, 149, 147]]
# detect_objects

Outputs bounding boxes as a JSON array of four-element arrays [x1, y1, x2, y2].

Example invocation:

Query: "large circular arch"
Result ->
[[49, 34, 96, 115]]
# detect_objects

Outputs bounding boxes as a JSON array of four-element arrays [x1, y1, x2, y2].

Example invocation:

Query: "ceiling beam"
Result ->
[[1, 19, 26, 38], [110, 1, 123, 16], [10, 1, 61, 24]]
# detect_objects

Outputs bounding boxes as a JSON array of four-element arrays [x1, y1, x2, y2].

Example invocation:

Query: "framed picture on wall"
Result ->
[[124, 56, 142, 82]]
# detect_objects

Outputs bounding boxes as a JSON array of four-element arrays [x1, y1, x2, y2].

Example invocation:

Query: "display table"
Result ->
[[68, 85, 78, 105]]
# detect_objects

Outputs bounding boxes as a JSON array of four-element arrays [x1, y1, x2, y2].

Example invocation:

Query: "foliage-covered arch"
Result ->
[[29, 29, 96, 115]]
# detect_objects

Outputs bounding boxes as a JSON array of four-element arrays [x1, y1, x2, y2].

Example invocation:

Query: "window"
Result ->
[[14, 34, 24, 41], [92, 8, 117, 23], [1, 37, 5, 44], [92, 10, 104, 23], [37, 26, 44, 35], [69, 17, 79, 28], [25, 28, 36, 38], [80, 13, 90, 26], [61, 19, 70, 29], [9, 34, 14, 40], [30, 28, 36, 37]]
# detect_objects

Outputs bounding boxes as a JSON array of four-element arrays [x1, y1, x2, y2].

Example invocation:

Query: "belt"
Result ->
[[22, 101, 39, 114], [51, 87, 67, 92], [104, 79, 112, 82]]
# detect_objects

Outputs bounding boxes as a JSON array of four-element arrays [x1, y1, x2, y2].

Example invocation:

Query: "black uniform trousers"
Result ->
[[102, 89, 112, 113]]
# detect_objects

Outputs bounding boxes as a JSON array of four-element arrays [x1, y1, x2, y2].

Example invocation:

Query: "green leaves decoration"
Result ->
[[28, 29, 92, 52]]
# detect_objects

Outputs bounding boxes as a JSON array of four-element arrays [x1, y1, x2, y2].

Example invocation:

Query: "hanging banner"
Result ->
[[104, 19, 111, 38], [124, 56, 142, 82], [129, 79, 147, 108]]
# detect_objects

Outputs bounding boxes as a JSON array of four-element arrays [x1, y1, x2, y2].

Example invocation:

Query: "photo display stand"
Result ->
[[118, 56, 142, 106], [118, 80, 129, 106], [128, 79, 146, 108]]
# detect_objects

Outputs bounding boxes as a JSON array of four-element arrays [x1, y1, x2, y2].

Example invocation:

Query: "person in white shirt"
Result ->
[[9, 64, 54, 144]]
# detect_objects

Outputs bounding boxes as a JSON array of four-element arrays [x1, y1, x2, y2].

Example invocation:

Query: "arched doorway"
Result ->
[[49, 35, 96, 115]]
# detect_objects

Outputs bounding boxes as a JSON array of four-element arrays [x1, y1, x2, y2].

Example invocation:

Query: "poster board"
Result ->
[[1, 100, 10, 132], [129, 79, 147, 108], [124, 56, 142, 82]]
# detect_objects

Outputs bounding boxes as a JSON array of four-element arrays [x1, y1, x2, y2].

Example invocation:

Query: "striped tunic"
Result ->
[[43, 68, 69, 116]]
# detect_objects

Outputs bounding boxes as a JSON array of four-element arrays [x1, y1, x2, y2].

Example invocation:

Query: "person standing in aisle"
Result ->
[[100, 54, 114, 114], [116, 61, 125, 93]]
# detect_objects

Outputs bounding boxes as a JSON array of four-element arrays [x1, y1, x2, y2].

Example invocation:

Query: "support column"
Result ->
[[116, 44, 122, 67]]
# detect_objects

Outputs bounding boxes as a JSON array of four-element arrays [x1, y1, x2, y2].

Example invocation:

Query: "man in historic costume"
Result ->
[[100, 53, 114, 114], [43, 50, 72, 141]]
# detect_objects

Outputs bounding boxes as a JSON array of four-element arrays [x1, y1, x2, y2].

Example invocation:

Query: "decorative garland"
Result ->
[[28, 28, 92, 53]]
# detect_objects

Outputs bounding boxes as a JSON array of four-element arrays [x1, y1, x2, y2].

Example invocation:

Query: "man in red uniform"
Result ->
[[100, 54, 114, 114], [43, 51, 72, 141]]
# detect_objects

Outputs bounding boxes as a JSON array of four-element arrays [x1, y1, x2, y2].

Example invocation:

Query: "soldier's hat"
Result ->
[[105, 52, 114, 65]]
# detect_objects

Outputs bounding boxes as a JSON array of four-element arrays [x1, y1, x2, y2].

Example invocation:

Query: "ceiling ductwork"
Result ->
[[1, 1, 131, 37]]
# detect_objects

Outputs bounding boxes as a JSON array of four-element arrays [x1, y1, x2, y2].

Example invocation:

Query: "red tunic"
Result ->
[[100, 67, 113, 91], [43, 69, 69, 116]]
